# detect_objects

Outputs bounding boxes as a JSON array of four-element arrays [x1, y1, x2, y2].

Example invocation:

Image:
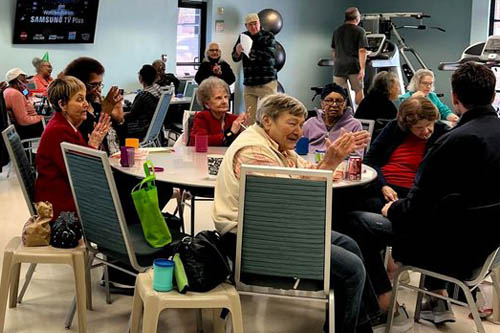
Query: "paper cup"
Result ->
[[207, 154, 224, 179]]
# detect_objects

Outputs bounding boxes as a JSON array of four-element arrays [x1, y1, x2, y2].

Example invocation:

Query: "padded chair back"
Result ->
[[184, 80, 197, 98], [2, 125, 36, 215], [140, 91, 172, 147], [61, 142, 143, 271], [190, 88, 203, 111], [0, 93, 9, 169], [235, 165, 332, 297]]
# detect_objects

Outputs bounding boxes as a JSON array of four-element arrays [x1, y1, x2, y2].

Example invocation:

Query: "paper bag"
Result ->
[[22, 201, 53, 247]]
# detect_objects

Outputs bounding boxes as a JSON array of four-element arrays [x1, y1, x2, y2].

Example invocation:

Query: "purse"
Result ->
[[22, 201, 53, 247], [131, 160, 172, 248], [50, 211, 83, 248]]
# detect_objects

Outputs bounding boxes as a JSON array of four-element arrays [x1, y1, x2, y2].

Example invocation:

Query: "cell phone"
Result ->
[[118, 88, 124, 95]]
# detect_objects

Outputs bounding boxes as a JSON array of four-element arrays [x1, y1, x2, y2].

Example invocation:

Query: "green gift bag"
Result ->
[[131, 161, 172, 248]]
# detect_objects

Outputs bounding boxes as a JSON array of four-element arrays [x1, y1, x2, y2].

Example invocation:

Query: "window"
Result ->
[[176, 0, 207, 77], [490, 0, 500, 35]]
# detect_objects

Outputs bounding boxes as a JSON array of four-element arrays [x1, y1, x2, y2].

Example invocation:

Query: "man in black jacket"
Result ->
[[346, 62, 500, 326], [232, 13, 277, 124]]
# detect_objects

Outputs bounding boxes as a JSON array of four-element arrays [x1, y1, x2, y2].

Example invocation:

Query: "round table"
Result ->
[[110, 146, 378, 234]]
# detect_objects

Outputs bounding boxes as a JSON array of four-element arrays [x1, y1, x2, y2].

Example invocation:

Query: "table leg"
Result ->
[[191, 195, 196, 236]]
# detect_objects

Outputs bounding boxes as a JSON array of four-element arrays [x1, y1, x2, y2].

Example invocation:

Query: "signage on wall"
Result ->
[[13, 0, 100, 44]]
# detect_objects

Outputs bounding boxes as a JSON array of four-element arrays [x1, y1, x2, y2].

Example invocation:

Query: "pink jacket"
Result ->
[[3, 87, 43, 126]]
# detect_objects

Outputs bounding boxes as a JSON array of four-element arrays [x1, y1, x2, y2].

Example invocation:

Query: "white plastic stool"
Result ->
[[130, 270, 243, 333]]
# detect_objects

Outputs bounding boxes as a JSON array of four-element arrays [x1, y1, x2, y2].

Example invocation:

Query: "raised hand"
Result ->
[[88, 112, 111, 149]]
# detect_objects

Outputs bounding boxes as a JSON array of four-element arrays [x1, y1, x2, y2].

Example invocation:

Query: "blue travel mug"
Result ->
[[152, 258, 174, 292], [295, 137, 309, 155]]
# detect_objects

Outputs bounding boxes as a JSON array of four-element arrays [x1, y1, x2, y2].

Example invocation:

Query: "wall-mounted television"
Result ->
[[13, 0, 99, 44]]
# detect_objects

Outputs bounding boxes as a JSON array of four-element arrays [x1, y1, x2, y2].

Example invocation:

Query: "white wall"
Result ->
[[0, 0, 178, 92]]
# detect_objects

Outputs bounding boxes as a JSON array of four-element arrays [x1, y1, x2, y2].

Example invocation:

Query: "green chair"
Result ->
[[234, 164, 335, 332]]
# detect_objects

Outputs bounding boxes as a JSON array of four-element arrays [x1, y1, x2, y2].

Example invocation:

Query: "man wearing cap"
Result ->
[[3, 68, 44, 139], [331, 7, 368, 105], [303, 83, 363, 155], [232, 12, 277, 124]]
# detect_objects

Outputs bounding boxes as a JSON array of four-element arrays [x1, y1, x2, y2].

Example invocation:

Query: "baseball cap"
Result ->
[[5, 68, 27, 83]]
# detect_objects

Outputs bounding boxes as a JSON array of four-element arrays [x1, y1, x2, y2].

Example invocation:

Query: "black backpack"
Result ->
[[173, 230, 232, 292]]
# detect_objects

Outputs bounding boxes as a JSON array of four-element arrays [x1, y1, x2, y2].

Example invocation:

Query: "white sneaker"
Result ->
[[372, 305, 414, 333]]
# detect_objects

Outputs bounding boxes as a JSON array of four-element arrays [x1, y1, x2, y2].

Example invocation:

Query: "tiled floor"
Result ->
[[0, 167, 498, 332]]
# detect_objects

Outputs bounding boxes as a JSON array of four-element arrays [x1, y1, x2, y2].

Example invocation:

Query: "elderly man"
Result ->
[[346, 62, 500, 328], [212, 93, 378, 332], [232, 13, 277, 124], [303, 83, 363, 155], [331, 7, 368, 105]]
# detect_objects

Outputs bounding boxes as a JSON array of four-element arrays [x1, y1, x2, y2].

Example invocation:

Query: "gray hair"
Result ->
[[407, 69, 435, 92], [256, 93, 308, 126], [369, 71, 400, 99], [32, 57, 47, 71], [345, 7, 360, 21], [196, 76, 230, 107], [204, 42, 222, 63]]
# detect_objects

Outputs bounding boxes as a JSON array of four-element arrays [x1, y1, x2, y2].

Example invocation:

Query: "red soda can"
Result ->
[[348, 155, 362, 181]]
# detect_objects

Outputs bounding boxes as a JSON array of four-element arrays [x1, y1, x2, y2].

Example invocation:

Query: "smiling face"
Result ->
[[410, 119, 435, 140], [418, 74, 434, 96], [245, 20, 261, 35], [86, 72, 103, 100], [321, 91, 346, 125], [60, 89, 89, 127], [207, 43, 221, 60], [262, 112, 305, 151], [205, 86, 229, 119]]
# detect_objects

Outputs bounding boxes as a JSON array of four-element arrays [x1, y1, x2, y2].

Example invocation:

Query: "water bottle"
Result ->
[[169, 82, 175, 95]]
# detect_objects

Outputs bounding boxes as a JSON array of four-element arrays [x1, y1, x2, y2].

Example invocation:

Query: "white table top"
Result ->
[[110, 146, 377, 190], [123, 93, 191, 105]]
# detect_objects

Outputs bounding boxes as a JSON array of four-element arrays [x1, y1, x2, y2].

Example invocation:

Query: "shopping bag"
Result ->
[[22, 201, 52, 247], [131, 160, 172, 248]]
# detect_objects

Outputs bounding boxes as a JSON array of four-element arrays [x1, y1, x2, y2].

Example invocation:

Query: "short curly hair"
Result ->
[[397, 96, 439, 131], [256, 93, 307, 126], [196, 77, 230, 108], [63, 57, 105, 84]]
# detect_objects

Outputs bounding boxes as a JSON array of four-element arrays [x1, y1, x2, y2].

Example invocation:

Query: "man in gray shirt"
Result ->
[[331, 7, 368, 105]]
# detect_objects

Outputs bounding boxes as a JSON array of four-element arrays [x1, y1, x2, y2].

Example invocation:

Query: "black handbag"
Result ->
[[50, 212, 83, 248], [173, 230, 232, 292]]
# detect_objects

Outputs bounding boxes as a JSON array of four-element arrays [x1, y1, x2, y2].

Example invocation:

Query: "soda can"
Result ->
[[348, 155, 362, 181], [314, 149, 326, 163]]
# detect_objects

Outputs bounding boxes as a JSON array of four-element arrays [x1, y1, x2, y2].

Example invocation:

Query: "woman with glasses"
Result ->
[[32, 55, 54, 95], [194, 42, 236, 86], [399, 69, 459, 123], [63, 57, 124, 154], [303, 83, 363, 155]]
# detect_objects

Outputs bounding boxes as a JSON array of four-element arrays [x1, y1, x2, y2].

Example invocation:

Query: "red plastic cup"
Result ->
[[195, 135, 208, 152]]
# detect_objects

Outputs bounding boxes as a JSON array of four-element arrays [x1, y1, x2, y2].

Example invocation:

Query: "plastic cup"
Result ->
[[195, 135, 208, 152], [152, 258, 174, 292], [125, 138, 140, 149], [207, 154, 224, 179], [120, 146, 135, 167]]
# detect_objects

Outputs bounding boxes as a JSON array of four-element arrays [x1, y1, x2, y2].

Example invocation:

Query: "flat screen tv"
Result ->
[[13, 0, 99, 44]]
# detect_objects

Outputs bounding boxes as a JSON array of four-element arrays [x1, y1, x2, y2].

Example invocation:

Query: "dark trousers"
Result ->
[[221, 231, 379, 333]]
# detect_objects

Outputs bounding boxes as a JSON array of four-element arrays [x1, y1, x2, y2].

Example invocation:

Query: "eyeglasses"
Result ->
[[208, 49, 220, 52], [420, 81, 433, 87], [323, 98, 344, 105], [86, 82, 104, 90]]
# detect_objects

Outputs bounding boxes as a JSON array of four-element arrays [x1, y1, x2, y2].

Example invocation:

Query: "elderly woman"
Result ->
[[363, 96, 449, 211], [35, 76, 110, 221], [355, 71, 399, 124], [400, 69, 459, 123], [32, 56, 54, 95], [3, 68, 44, 139], [64, 57, 123, 154], [212, 93, 380, 332], [195, 42, 236, 86], [303, 83, 363, 155], [152, 59, 180, 93], [189, 77, 247, 146]]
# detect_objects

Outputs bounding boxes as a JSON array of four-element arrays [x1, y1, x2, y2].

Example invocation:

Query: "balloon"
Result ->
[[277, 81, 285, 93], [258, 9, 283, 35], [274, 41, 286, 72]]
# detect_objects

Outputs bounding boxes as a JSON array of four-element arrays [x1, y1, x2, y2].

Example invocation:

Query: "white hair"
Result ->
[[407, 69, 435, 92]]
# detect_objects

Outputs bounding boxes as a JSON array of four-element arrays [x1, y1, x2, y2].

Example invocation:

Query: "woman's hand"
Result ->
[[319, 129, 370, 170], [382, 185, 398, 202], [230, 112, 249, 134], [102, 86, 124, 119], [447, 113, 459, 124], [235, 43, 243, 57], [212, 64, 222, 75], [88, 112, 111, 149], [413, 91, 426, 98]]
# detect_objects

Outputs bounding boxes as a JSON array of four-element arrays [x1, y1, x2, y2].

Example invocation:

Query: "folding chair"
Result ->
[[235, 165, 335, 332], [140, 91, 172, 147]]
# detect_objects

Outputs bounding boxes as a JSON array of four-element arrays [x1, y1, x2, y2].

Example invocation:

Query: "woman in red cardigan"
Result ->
[[35, 76, 110, 221], [189, 77, 247, 146]]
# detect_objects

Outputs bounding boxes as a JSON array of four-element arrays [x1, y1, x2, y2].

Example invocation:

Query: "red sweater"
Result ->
[[189, 110, 238, 146], [381, 134, 427, 189], [35, 112, 90, 221]]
